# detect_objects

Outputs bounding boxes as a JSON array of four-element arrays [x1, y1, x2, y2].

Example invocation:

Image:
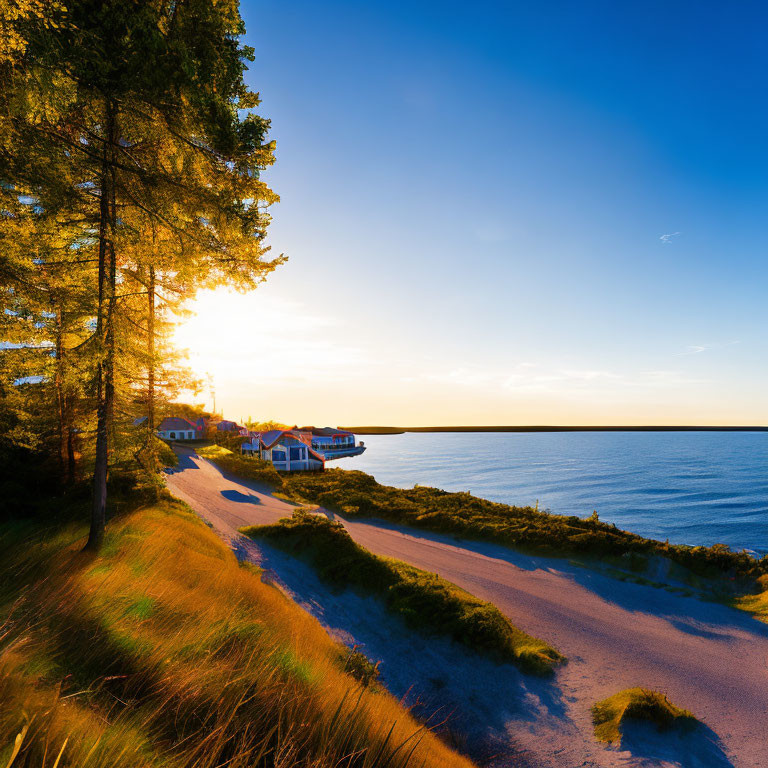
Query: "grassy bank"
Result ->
[[0, 495, 474, 768], [242, 511, 563, 675], [735, 574, 768, 619], [198, 443, 284, 488], [591, 688, 697, 744], [281, 470, 767, 584]]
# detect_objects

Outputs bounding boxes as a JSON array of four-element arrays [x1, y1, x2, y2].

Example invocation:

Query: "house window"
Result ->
[[188, 431, 193, 439], [272, 450, 286, 462], [169, 432, 176, 439], [289, 446, 303, 461]]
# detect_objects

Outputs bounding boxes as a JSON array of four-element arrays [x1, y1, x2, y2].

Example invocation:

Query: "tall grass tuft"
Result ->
[[591, 688, 697, 744]]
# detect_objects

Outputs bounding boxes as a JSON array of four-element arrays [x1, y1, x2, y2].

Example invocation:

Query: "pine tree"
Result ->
[[1, 1, 283, 547]]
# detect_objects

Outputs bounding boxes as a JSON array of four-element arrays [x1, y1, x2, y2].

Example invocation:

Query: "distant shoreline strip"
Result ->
[[341, 425, 768, 435]]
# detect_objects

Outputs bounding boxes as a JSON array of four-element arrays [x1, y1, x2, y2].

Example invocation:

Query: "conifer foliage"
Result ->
[[0, 1, 283, 546]]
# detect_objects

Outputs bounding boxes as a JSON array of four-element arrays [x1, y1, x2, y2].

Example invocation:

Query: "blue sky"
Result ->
[[177, 1, 768, 425]]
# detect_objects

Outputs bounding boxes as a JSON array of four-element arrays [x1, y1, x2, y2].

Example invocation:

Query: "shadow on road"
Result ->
[[165, 445, 201, 473], [620, 720, 734, 768], [221, 489, 263, 505]]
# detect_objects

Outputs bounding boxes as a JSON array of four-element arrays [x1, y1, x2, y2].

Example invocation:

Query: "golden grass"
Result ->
[[735, 574, 768, 621], [0, 498, 475, 768], [591, 688, 696, 744], [196, 444, 232, 460]]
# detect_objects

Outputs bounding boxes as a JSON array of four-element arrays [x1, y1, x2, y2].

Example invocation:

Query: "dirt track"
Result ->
[[166, 446, 768, 768]]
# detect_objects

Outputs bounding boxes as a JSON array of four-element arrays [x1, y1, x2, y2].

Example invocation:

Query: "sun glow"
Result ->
[[170, 286, 756, 428], [172, 287, 374, 422]]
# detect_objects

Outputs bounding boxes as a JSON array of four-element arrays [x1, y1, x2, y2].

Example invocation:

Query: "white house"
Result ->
[[156, 417, 202, 441], [241, 429, 325, 471]]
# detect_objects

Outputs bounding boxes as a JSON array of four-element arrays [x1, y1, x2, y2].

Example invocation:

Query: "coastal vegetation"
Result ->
[[246, 419, 293, 431], [281, 470, 768, 585], [591, 689, 697, 744], [241, 511, 563, 675], [197, 445, 768, 581], [0, 492, 474, 768]]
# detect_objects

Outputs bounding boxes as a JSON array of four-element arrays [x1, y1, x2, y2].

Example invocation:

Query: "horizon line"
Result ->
[[341, 425, 768, 434]]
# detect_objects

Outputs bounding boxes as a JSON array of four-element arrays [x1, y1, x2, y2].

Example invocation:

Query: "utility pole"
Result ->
[[207, 373, 216, 417]]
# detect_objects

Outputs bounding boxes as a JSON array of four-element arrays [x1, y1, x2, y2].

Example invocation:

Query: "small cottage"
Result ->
[[157, 417, 203, 441], [241, 429, 325, 471]]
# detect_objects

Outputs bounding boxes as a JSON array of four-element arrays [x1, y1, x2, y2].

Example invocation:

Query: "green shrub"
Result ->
[[592, 688, 697, 743], [212, 430, 249, 450], [242, 512, 564, 675], [155, 437, 178, 468], [340, 647, 381, 688]]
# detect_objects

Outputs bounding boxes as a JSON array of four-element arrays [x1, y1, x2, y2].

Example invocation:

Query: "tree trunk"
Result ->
[[86, 103, 117, 551], [53, 300, 76, 486], [147, 263, 156, 462], [54, 303, 68, 485], [67, 424, 76, 484]]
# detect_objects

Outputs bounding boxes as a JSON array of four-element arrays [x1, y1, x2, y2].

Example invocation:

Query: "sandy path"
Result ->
[[166, 447, 768, 768]]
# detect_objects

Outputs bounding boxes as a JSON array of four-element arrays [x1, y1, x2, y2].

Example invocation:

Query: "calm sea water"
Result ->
[[335, 431, 768, 555]]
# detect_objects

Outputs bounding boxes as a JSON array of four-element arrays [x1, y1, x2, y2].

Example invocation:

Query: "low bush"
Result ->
[[242, 511, 564, 675], [212, 430, 249, 451], [155, 436, 178, 468], [340, 646, 381, 688], [591, 688, 697, 744], [736, 574, 768, 619]]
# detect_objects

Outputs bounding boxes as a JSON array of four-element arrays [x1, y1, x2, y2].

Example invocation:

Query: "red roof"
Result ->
[[260, 429, 289, 448], [259, 429, 325, 463], [158, 417, 197, 431]]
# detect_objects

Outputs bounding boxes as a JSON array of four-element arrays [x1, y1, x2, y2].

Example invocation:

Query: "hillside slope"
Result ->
[[0, 495, 474, 768]]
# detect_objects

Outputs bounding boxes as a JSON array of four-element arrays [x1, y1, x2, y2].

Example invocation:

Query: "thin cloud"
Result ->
[[636, 370, 707, 386], [677, 345, 709, 356], [660, 232, 681, 244], [675, 341, 740, 356]]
